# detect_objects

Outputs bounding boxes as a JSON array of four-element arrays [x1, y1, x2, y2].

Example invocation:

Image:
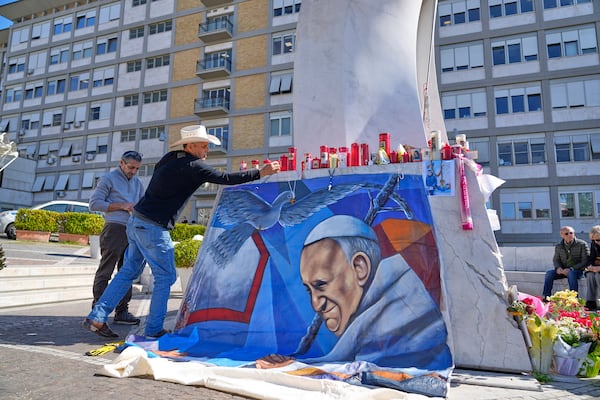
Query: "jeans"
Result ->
[[92, 223, 131, 313], [87, 215, 177, 336], [542, 268, 583, 298]]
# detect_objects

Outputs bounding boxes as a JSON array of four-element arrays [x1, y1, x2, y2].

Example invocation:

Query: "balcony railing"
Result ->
[[194, 97, 230, 117], [198, 18, 233, 42], [196, 57, 231, 79]]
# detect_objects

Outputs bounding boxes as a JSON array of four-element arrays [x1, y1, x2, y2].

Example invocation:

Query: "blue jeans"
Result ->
[[87, 215, 177, 336], [542, 268, 583, 299]]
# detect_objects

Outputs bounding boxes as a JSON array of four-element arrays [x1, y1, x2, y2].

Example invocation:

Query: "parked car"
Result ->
[[0, 200, 92, 240]]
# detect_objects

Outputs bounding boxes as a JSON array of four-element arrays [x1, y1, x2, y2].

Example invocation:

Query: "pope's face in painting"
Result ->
[[300, 238, 371, 336]]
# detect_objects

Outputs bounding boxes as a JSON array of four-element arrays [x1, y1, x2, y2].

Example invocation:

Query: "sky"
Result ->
[[0, 0, 19, 30]]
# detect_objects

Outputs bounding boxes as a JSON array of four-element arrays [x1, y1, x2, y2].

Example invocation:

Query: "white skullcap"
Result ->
[[304, 215, 378, 246]]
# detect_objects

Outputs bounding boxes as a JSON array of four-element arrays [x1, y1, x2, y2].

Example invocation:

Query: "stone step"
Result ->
[[505, 271, 588, 299], [0, 265, 183, 309]]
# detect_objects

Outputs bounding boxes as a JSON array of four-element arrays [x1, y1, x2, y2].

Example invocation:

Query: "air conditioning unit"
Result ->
[[72, 155, 81, 162], [73, 122, 81, 128], [47, 156, 56, 165], [56, 190, 66, 197], [27, 69, 34, 75], [19, 129, 26, 136], [64, 123, 71, 130], [86, 153, 95, 161]]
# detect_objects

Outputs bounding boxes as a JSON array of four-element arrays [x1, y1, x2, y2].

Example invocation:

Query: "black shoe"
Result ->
[[81, 318, 119, 338], [145, 329, 170, 340], [113, 311, 141, 325], [585, 301, 597, 311]]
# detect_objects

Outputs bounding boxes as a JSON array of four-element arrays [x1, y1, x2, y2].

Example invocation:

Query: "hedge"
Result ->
[[174, 238, 202, 269], [15, 209, 60, 232]]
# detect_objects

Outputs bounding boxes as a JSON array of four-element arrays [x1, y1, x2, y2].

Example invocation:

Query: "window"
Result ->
[[143, 89, 167, 104], [31, 21, 51, 40], [133, 0, 148, 7], [127, 60, 142, 72], [270, 73, 293, 94], [489, 0, 534, 18], [47, 78, 67, 95], [439, 0, 481, 26], [50, 46, 70, 65], [96, 37, 118, 55], [147, 55, 170, 69], [543, 0, 591, 9], [272, 32, 296, 55], [53, 17, 73, 35], [202, 88, 230, 108], [141, 126, 164, 140], [207, 126, 228, 150], [203, 50, 230, 70], [500, 190, 551, 220], [149, 20, 172, 35], [129, 26, 144, 39], [550, 78, 600, 109], [270, 113, 292, 137], [273, 0, 302, 17], [494, 86, 542, 114], [554, 134, 595, 162], [5, 87, 23, 103], [92, 67, 115, 88], [121, 129, 136, 142], [560, 191, 595, 218], [72, 41, 93, 61], [89, 103, 111, 121], [492, 36, 537, 65], [69, 73, 90, 92], [203, 14, 232, 33], [124, 95, 139, 107], [138, 164, 155, 177], [442, 91, 487, 120], [76, 10, 96, 29], [24, 83, 44, 99], [7, 56, 25, 74], [440, 43, 484, 72], [546, 26, 597, 59], [498, 136, 546, 166], [99, 2, 121, 24]]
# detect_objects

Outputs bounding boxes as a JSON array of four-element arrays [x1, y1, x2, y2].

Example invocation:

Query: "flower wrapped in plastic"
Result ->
[[526, 315, 557, 374]]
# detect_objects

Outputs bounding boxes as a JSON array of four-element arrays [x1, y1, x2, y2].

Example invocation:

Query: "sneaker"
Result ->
[[145, 329, 170, 339], [81, 318, 119, 338], [113, 311, 141, 325]]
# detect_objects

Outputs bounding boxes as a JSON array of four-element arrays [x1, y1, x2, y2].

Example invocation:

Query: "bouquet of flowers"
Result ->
[[507, 290, 599, 376]]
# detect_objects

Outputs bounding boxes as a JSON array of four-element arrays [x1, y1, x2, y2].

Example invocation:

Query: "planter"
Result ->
[[16, 230, 51, 242], [58, 232, 89, 245], [89, 235, 100, 259], [177, 268, 193, 294]]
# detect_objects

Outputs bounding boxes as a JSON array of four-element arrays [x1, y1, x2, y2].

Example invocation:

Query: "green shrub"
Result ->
[[58, 212, 105, 235], [170, 223, 206, 242], [174, 238, 202, 268], [15, 209, 60, 232]]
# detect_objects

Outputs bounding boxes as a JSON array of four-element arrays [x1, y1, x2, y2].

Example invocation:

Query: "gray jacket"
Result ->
[[552, 238, 589, 271]]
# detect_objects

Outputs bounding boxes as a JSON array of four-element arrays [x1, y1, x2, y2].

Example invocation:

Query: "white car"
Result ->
[[0, 200, 92, 240]]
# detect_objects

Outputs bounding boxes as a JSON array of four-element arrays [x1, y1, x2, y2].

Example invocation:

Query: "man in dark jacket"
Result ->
[[542, 226, 590, 300], [82, 125, 280, 338]]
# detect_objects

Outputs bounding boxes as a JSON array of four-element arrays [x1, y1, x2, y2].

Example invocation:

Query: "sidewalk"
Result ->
[[1, 239, 599, 399]]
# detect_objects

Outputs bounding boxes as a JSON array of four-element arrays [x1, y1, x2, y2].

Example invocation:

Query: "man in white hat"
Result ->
[[82, 125, 280, 339]]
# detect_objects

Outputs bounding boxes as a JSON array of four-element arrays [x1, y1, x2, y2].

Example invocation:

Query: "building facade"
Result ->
[[437, 0, 599, 245], [0, 0, 597, 244]]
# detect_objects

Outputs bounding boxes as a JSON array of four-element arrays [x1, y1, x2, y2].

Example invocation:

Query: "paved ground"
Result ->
[[1, 238, 600, 399]]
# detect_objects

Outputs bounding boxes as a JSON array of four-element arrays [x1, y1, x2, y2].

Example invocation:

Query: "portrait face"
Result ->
[[119, 159, 141, 179], [300, 238, 370, 336], [186, 141, 210, 160], [561, 227, 575, 243]]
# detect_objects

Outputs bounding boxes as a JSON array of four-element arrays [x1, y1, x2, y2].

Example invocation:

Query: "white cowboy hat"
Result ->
[[171, 125, 221, 147]]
